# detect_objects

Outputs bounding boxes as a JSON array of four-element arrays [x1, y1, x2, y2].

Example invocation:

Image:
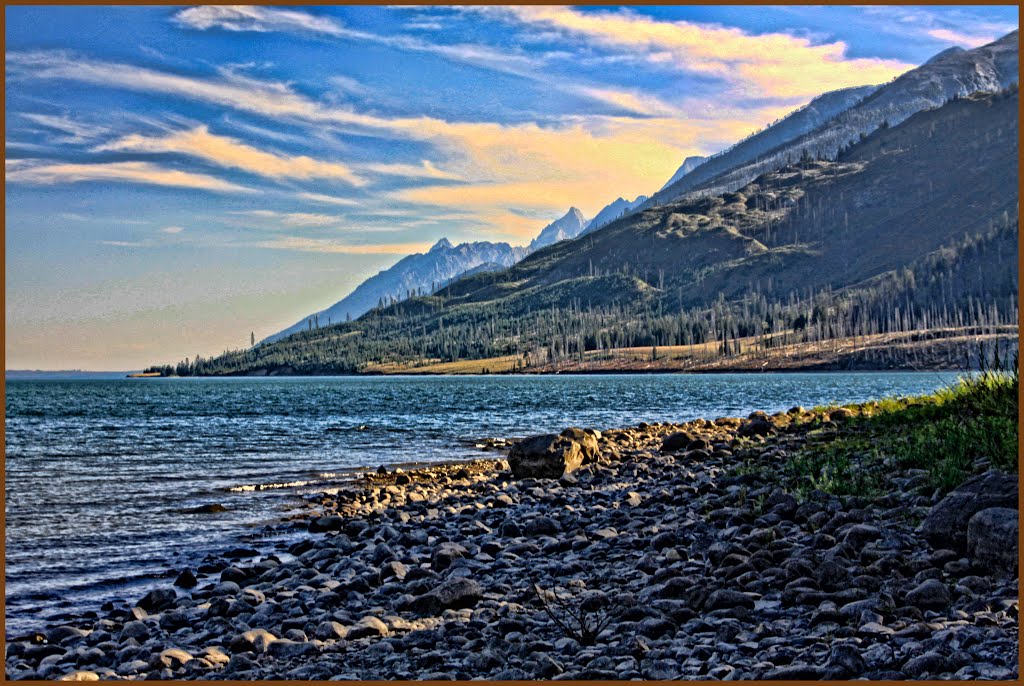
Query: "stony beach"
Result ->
[[6, 404, 1019, 681]]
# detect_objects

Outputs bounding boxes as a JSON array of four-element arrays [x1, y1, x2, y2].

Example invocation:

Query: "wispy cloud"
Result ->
[[171, 5, 673, 116], [93, 125, 366, 185], [255, 236, 433, 255], [860, 6, 1015, 48], [462, 6, 913, 100], [572, 86, 680, 117], [926, 28, 1003, 48], [6, 159, 251, 192], [21, 113, 109, 144], [297, 192, 360, 207], [174, 5, 346, 37], [361, 160, 461, 181], [173, 6, 541, 73], [233, 210, 339, 227], [6, 50, 792, 223], [160, 226, 185, 234]]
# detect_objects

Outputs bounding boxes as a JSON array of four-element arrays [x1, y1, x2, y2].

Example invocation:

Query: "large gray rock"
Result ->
[[508, 434, 583, 479], [560, 427, 600, 463], [228, 628, 278, 654], [137, 588, 176, 613], [266, 639, 317, 660], [921, 470, 1017, 550], [660, 431, 694, 453], [967, 507, 1019, 573], [412, 578, 483, 614], [905, 578, 951, 611]]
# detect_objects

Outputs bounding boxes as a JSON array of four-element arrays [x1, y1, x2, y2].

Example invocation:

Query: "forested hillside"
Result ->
[[147, 86, 1018, 376]]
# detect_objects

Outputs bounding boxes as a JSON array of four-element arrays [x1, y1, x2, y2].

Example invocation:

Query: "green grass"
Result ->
[[786, 358, 1018, 497]]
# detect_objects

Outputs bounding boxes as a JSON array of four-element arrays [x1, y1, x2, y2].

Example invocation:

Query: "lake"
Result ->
[[4, 371, 959, 635]]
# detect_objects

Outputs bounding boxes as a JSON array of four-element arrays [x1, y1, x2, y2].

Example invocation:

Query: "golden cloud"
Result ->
[[95, 126, 366, 185], [470, 6, 913, 100]]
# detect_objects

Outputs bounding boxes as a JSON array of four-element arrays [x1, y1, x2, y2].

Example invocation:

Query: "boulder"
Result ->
[[660, 431, 694, 453], [155, 648, 193, 670], [431, 543, 467, 571], [967, 507, 1018, 573], [921, 470, 1017, 551], [830, 408, 855, 422], [266, 639, 317, 660], [181, 503, 227, 514], [173, 569, 198, 589], [229, 628, 278, 654], [309, 514, 345, 533], [137, 588, 176, 613], [826, 643, 867, 678], [523, 516, 561, 537], [738, 417, 775, 438], [508, 434, 583, 479], [58, 671, 100, 681], [119, 621, 150, 642], [315, 621, 349, 641], [703, 589, 755, 611], [905, 578, 951, 611], [347, 616, 389, 640], [560, 427, 600, 463], [412, 578, 483, 614]]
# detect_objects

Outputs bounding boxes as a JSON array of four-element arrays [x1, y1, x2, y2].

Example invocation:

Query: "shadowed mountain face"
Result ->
[[653, 31, 1019, 204], [193, 85, 1017, 375], [528, 207, 588, 252], [646, 85, 879, 208], [580, 196, 649, 237], [264, 238, 527, 343], [660, 156, 707, 191]]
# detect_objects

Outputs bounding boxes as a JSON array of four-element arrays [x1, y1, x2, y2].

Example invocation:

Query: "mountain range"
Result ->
[[267, 207, 590, 341], [266, 238, 527, 343], [580, 196, 649, 237], [649, 30, 1018, 205], [153, 31, 1019, 375], [527, 207, 588, 252]]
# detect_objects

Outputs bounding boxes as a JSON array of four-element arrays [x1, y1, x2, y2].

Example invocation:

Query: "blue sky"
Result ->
[[5, 5, 1018, 370]]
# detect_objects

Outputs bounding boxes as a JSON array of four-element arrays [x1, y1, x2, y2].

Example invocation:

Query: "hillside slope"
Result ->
[[158, 87, 1017, 376], [658, 31, 1018, 202], [646, 84, 878, 207]]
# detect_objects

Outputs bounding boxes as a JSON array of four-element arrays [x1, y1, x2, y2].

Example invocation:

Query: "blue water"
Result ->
[[5, 372, 958, 635]]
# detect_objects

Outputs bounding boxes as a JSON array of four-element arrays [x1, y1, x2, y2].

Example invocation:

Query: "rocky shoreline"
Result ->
[[6, 405, 1019, 681]]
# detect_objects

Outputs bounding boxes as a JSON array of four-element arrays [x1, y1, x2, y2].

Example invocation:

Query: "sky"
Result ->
[[5, 5, 1018, 370]]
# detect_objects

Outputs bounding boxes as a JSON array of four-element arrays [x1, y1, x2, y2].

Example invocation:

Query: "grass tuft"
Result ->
[[786, 351, 1018, 497]]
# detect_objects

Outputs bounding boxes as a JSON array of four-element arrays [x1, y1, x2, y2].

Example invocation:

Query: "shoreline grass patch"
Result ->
[[786, 358, 1018, 497]]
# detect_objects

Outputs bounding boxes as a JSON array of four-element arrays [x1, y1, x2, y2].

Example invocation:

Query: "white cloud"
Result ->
[[160, 226, 185, 234], [255, 236, 433, 254], [174, 5, 345, 37], [297, 192, 360, 207], [173, 6, 540, 74], [926, 28, 1002, 48], [361, 160, 461, 181], [233, 210, 338, 227], [6, 159, 251, 192], [5, 51, 798, 232], [21, 113, 109, 144]]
